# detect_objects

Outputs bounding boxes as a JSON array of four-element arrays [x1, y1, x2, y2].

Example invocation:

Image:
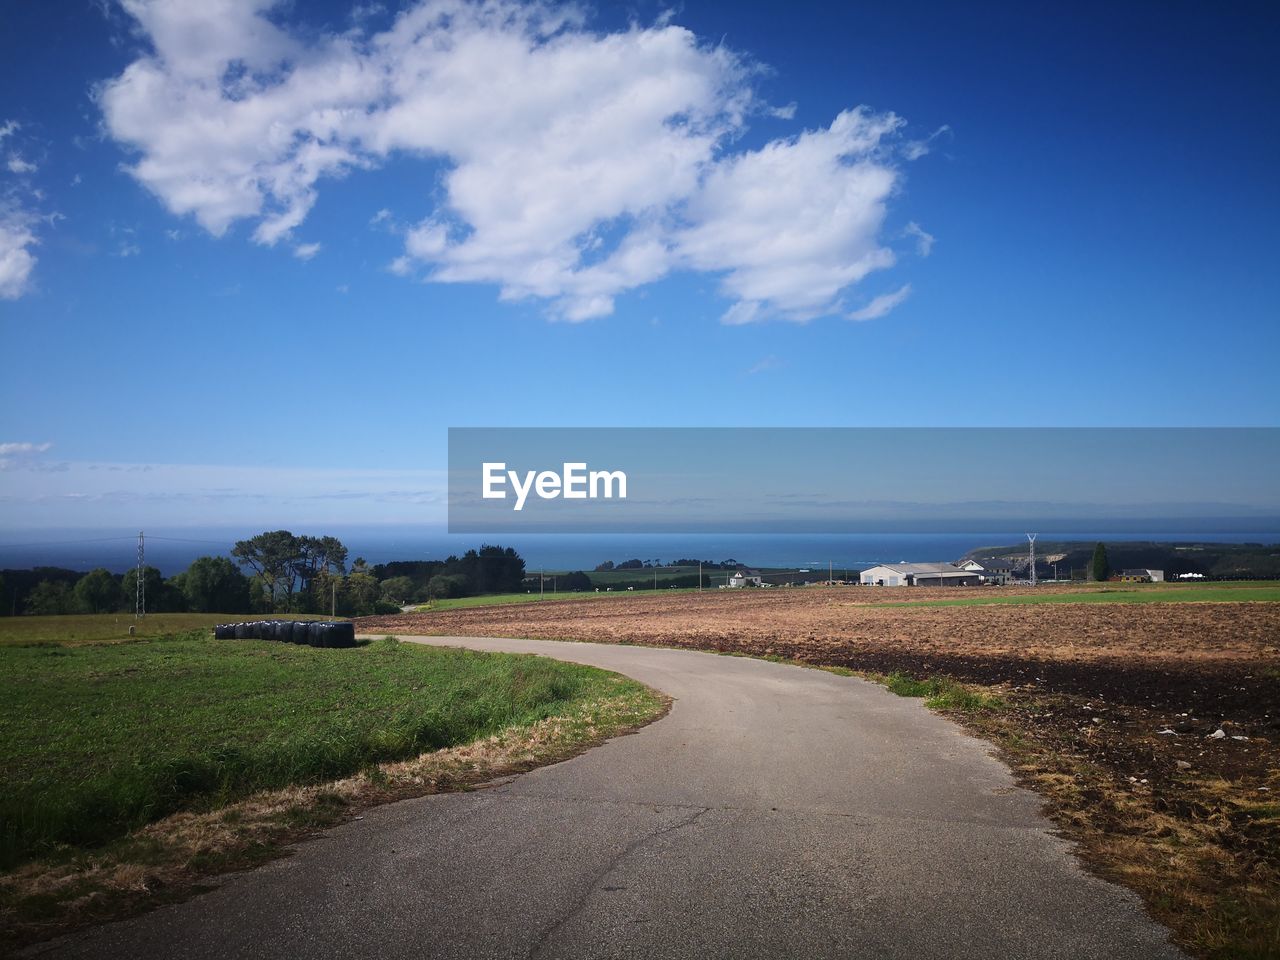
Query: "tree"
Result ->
[[231, 531, 348, 610], [562, 571, 592, 591], [232, 531, 301, 609], [345, 572, 381, 616], [456, 545, 526, 593], [308, 568, 344, 616], [594, 560, 615, 571], [427, 574, 470, 599], [379, 576, 416, 605], [1089, 542, 1110, 582], [183, 556, 251, 612], [294, 535, 348, 592], [74, 568, 124, 613], [27, 579, 75, 615], [122, 565, 184, 613]]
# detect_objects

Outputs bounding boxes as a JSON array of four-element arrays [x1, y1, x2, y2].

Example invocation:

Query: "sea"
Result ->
[[0, 528, 1276, 576]]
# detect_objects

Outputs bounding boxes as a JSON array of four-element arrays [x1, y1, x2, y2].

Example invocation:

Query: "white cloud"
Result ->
[[0, 121, 17, 142], [7, 154, 36, 175], [903, 123, 952, 161], [0, 207, 39, 299], [904, 221, 934, 257], [847, 283, 911, 322], [99, 0, 920, 323], [293, 241, 321, 260], [747, 354, 781, 375], [677, 108, 900, 324], [0, 456, 448, 526], [0, 442, 53, 456]]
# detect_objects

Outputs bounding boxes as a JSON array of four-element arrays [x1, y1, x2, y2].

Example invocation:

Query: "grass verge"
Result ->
[[0, 632, 667, 951], [0, 612, 342, 647]]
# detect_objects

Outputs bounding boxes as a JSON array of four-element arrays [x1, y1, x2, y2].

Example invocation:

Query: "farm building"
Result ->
[[727, 569, 764, 588], [859, 563, 981, 587], [956, 558, 1018, 584], [1120, 568, 1165, 582]]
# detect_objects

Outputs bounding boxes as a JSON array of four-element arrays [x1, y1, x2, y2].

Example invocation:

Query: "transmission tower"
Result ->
[[136, 530, 146, 618], [1027, 532, 1037, 587]]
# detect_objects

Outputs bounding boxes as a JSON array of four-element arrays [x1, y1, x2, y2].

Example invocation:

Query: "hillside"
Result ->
[[963, 540, 1280, 579]]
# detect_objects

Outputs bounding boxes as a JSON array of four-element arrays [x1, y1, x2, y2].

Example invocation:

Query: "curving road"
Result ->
[[32, 636, 1183, 959]]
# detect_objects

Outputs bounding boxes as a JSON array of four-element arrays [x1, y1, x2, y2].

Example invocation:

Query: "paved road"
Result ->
[[31, 636, 1183, 960]]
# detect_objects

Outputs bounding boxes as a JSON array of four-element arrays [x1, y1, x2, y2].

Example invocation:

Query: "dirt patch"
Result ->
[[360, 589, 1280, 958]]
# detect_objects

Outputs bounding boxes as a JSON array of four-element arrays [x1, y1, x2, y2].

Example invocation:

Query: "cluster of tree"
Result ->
[[1, 556, 251, 616], [595, 558, 738, 571], [369, 546, 526, 602], [964, 540, 1280, 580], [230, 531, 348, 608], [2, 535, 529, 617]]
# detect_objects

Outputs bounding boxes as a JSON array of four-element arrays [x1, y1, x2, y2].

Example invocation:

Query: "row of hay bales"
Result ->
[[214, 620, 357, 648]]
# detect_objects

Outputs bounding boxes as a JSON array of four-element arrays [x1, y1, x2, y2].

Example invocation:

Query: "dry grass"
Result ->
[[953, 702, 1280, 960]]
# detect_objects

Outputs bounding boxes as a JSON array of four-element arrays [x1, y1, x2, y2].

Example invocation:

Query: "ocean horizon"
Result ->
[[0, 528, 1276, 576]]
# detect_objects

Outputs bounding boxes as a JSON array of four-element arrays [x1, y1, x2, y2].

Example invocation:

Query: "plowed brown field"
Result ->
[[360, 588, 1280, 957]]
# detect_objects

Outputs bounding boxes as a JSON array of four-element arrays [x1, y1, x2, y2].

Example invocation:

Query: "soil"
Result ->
[[360, 587, 1280, 956]]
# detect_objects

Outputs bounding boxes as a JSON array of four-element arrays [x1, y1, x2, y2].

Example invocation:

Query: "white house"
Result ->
[[1120, 568, 1165, 583], [859, 563, 981, 587], [957, 558, 1017, 585], [727, 569, 763, 588]]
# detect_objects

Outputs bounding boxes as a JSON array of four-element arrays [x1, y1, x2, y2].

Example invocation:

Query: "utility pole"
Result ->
[[654, 559, 659, 591], [540, 568, 544, 600], [1028, 533, 1038, 586], [331, 578, 336, 618], [698, 561, 703, 591], [136, 530, 145, 619]]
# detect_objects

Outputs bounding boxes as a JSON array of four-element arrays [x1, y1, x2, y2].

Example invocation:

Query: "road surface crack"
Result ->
[[528, 806, 711, 958]]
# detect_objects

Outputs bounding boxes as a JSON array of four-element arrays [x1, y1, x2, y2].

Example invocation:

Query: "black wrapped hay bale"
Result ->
[[327, 621, 356, 648], [304, 621, 324, 647], [215, 619, 353, 647]]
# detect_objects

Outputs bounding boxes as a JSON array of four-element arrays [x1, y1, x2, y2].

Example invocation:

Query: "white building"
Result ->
[[859, 563, 981, 587], [957, 558, 1018, 585], [1120, 568, 1165, 582], [727, 569, 763, 588]]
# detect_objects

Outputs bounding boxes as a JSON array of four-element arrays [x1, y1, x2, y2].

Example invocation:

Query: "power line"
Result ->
[[0, 535, 138, 549]]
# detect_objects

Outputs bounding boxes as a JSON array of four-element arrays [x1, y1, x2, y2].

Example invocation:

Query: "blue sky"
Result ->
[[0, 0, 1277, 530]]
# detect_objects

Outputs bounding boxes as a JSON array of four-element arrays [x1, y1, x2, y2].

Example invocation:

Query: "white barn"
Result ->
[[860, 562, 981, 587]]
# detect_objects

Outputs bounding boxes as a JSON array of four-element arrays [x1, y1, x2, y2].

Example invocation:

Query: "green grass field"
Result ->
[[862, 581, 1280, 608], [0, 625, 650, 868], [0, 612, 340, 646]]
